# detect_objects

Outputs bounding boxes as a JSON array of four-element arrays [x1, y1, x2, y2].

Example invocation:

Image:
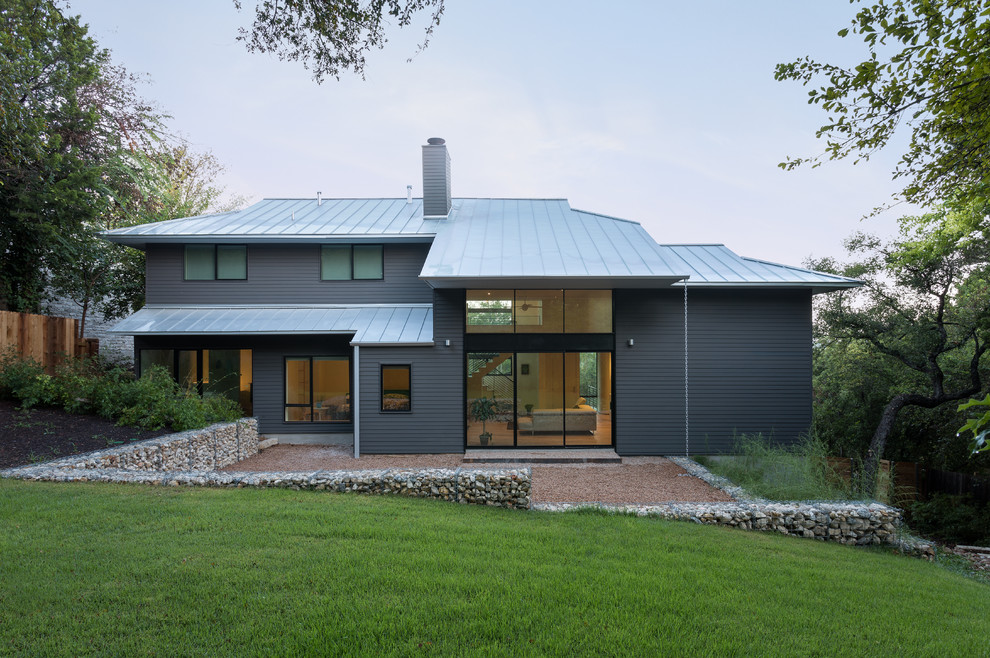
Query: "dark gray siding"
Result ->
[[614, 288, 812, 455], [357, 289, 464, 453], [422, 144, 451, 216], [145, 243, 432, 305], [135, 334, 354, 436], [614, 290, 687, 456]]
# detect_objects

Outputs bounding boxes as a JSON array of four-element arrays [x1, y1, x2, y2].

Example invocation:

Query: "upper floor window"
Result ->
[[466, 289, 612, 334], [321, 245, 384, 280], [184, 245, 247, 280]]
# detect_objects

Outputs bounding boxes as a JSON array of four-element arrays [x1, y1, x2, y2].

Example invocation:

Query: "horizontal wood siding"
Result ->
[[614, 289, 686, 455], [685, 289, 812, 452], [614, 288, 812, 455], [358, 289, 464, 453], [145, 243, 433, 305]]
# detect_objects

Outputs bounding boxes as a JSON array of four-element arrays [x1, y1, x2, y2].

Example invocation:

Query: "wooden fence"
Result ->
[[0, 310, 98, 373], [828, 456, 988, 505]]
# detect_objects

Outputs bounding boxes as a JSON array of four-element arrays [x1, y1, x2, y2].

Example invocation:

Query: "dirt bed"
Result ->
[[224, 445, 733, 504], [0, 400, 172, 469]]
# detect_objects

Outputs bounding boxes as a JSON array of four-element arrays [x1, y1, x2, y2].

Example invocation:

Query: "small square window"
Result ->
[[184, 245, 215, 280], [381, 365, 411, 412], [321, 245, 352, 280], [217, 245, 247, 279], [353, 245, 383, 279]]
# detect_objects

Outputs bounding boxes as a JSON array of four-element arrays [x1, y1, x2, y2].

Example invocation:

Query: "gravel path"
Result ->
[[224, 445, 732, 504]]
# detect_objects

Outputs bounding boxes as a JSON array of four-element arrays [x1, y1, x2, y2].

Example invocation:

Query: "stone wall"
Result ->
[[12, 418, 259, 473], [2, 463, 531, 509], [44, 294, 133, 364]]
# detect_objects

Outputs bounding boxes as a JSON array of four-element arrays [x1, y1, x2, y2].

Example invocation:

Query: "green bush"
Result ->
[[696, 433, 856, 501], [0, 356, 243, 432], [907, 493, 990, 546]]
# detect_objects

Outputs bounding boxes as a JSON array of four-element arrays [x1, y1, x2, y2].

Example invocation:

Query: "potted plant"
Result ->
[[469, 395, 499, 446]]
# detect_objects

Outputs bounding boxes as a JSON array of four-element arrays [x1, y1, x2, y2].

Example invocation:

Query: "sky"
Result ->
[[69, 0, 919, 266]]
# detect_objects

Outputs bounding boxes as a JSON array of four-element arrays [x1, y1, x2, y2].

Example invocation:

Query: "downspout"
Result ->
[[684, 282, 689, 458], [353, 345, 360, 459]]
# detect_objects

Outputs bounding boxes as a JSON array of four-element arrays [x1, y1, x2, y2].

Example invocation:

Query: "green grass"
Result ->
[[1, 481, 987, 657], [696, 434, 857, 501]]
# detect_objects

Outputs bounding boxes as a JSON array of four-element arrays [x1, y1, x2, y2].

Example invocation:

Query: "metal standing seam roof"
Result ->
[[101, 196, 860, 292], [101, 198, 438, 247], [657, 244, 860, 291], [108, 305, 434, 346], [419, 199, 688, 287]]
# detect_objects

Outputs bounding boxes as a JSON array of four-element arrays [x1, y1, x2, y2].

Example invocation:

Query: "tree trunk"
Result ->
[[860, 395, 908, 497]]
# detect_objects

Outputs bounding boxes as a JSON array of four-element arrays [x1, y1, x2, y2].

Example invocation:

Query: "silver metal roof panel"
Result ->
[[659, 245, 860, 292], [109, 304, 434, 346]]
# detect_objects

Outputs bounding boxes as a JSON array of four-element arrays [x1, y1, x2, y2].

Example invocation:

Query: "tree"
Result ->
[[0, 0, 104, 311], [49, 142, 246, 339], [775, 0, 990, 211], [233, 0, 445, 82], [0, 0, 165, 312], [811, 205, 990, 494]]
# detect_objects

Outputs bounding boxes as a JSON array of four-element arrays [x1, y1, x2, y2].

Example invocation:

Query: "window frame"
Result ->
[[183, 244, 248, 281], [283, 356, 352, 423], [320, 244, 384, 281], [380, 364, 412, 413]]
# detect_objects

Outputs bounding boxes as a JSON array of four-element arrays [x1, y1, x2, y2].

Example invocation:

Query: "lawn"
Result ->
[[1, 481, 986, 657]]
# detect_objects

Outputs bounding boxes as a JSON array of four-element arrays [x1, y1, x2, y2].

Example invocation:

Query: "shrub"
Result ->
[[0, 356, 244, 432], [906, 493, 990, 546], [696, 433, 856, 501]]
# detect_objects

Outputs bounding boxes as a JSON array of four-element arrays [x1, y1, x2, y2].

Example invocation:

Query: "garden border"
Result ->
[[0, 423, 935, 554]]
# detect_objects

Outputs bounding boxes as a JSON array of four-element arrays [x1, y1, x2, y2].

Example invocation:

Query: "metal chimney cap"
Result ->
[[426, 137, 445, 145]]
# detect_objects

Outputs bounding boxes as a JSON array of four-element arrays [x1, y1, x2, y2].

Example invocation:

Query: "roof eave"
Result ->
[[420, 275, 690, 289]]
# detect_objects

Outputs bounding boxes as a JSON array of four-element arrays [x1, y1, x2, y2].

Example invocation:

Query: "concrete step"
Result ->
[[463, 449, 621, 464]]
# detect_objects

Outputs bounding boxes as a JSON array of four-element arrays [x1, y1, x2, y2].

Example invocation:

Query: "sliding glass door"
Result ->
[[466, 351, 612, 448]]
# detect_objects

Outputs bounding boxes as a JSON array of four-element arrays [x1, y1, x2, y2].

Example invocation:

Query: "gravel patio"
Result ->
[[223, 445, 733, 504]]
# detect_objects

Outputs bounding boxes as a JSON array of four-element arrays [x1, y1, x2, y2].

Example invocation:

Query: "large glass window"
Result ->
[[564, 290, 613, 333], [466, 290, 611, 334], [466, 290, 514, 333], [139, 349, 174, 377], [515, 290, 564, 333], [285, 356, 351, 422], [467, 351, 612, 448], [381, 365, 411, 412], [466, 353, 513, 446], [139, 348, 253, 415], [184, 245, 247, 280], [321, 245, 383, 280]]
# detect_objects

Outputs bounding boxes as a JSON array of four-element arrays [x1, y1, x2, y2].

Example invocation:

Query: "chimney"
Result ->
[[422, 137, 451, 217]]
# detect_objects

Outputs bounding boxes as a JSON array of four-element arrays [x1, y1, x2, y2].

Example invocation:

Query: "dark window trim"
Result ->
[[380, 363, 412, 413], [283, 355, 353, 424], [465, 289, 613, 335], [320, 244, 385, 281], [183, 244, 248, 281]]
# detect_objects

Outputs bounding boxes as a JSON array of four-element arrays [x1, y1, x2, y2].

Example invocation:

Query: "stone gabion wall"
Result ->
[[2, 464, 531, 510], [533, 500, 902, 546], [11, 418, 258, 473]]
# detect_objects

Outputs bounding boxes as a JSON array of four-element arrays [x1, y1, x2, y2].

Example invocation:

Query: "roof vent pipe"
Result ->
[[422, 137, 451, 217], [317, 191, 322, 206], [406, 185, 412, 203]]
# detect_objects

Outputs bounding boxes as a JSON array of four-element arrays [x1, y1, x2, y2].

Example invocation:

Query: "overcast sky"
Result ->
[[70, 0, 919, 266]]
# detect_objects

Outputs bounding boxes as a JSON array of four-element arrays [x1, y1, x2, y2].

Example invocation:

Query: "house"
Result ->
[[102, 138, 859, 456]]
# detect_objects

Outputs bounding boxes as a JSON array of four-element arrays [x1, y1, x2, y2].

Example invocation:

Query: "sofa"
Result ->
[[517, 405, 597, 433]]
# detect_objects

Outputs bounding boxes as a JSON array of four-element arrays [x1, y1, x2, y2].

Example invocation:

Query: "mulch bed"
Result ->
[[0, 400, 172, 469]]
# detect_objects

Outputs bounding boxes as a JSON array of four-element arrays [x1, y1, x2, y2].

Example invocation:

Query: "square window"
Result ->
[[217, 245, 247, 279], [353, 245, 384, 279], [184, 245, 215, 280], [321, 245, 352, 280]]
